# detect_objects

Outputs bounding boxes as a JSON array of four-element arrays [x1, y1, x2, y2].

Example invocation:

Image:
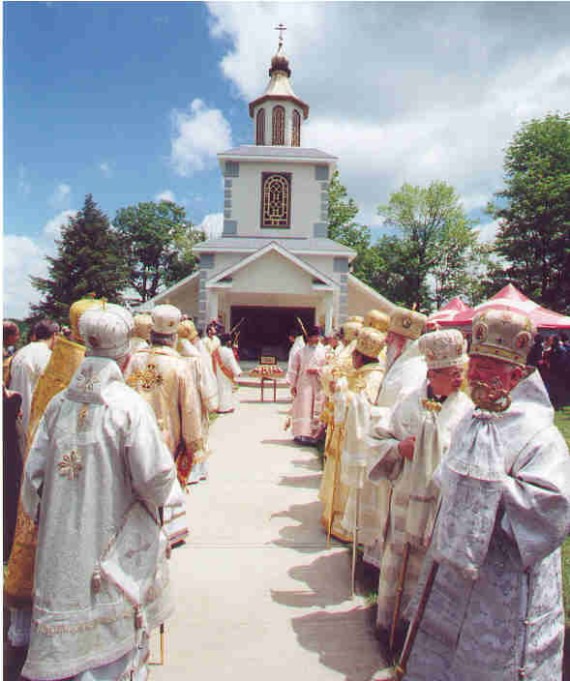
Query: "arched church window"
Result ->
[[261, 172, 291, 228], [272, 106, 285, 145], [291, 110, 301, 147], [256, 109, 266, 145]]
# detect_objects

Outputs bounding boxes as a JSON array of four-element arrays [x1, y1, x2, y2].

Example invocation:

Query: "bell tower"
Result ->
[[248, 25, 309, 147]]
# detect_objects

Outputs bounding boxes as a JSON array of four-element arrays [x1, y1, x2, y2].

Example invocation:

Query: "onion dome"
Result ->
[[269, 44, 291, 78]]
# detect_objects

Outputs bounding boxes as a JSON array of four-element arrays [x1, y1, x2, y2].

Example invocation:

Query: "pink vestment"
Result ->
[[289, 344, 327, 439]]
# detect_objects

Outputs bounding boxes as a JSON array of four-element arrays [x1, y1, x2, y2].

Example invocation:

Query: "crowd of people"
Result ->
[[2, 300, 242, 680], [3, 297, 570, 680], [287, 306, 570, 680]]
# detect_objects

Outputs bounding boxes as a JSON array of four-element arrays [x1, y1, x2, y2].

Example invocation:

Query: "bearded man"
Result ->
[[403, 310, 570, 681], [367, 329, 472, 655], [20, 303, 176, 681]]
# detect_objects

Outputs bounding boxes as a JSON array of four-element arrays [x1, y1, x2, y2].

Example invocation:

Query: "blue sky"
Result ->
[[4, 1, 570, 318]]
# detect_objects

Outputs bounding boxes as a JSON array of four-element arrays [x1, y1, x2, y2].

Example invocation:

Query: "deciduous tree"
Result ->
[[488, 113, 570, 312]]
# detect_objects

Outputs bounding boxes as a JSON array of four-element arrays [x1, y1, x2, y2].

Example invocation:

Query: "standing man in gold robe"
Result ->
[[125, 304, 203, 545]]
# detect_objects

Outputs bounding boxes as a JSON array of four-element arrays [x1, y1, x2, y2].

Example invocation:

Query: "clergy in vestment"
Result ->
[[213, 333, 242, 413], [320, 325, 387, 541], [9, 319, 59, 432], [289, 325, 327, 445], [286, 329, 305, 385], [5, 297, 104, 649], [3, 320, 21, 385], [403, 309, 570, 681], [363, 307, 427, 569], [178, 319, 219, 483], [367, 329, 471, 653], [130, 313, 152, 353], [125, 304, 200, 544], [20, 303, 177, 681]]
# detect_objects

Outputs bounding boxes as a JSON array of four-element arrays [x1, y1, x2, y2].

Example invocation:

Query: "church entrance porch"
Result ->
[[230, 306, 314, 361]]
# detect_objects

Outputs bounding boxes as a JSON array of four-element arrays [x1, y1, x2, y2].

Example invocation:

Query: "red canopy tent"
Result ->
[[450, 284, 570, 330], [427, 297, 474, 328]]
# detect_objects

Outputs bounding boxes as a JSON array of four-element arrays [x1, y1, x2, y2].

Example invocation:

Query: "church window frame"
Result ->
[[291, 109, 301, 147], [260, 172, 292, 229], [272, 105, 285, 146], [256, 109, 266, 145]]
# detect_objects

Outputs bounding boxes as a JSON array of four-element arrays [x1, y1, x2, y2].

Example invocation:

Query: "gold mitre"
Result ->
[[133, 313, 153, 340], [356, 326, 387, 359], [364, 309, 390, 333], [347, 315, 364, 325], [389, 307, 427, 340], [471, 309, 535, 367], [178, 319, 198, 341], [342, 319, 363, 343], [419, 329, 467, 369], [69, 295, 105, 343]]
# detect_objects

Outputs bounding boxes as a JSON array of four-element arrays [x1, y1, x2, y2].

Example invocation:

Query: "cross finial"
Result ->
[[274, 23, 287, 48]]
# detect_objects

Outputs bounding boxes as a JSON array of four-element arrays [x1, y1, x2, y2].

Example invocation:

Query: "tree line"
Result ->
[[29, 112, 569, 323], [328, 112, 569, 314]]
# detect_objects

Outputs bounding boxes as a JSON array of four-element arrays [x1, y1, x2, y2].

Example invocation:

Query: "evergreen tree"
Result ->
[[488, 113, 570, 312], [30, 194, 129, 323]]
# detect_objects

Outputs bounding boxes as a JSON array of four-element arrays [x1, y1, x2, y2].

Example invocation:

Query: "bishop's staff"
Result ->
[[296, 316, 308, 340]]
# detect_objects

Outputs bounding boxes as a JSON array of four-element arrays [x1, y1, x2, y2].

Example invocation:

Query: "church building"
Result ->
[[144, 33, 392, 359]]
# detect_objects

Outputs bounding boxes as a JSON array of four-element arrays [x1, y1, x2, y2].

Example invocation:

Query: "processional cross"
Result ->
[[274, 23, 287, 48]]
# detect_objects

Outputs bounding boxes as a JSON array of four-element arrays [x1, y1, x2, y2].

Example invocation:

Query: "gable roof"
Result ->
[[206, 241, 337, 291], [135, 270, 200, 311]]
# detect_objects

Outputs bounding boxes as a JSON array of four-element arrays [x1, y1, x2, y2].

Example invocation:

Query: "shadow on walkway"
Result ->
[[278, 473, 322, 490], [271, 551, 352, 609], [271, 501, 333, 554], [291, 606, 387, 681]]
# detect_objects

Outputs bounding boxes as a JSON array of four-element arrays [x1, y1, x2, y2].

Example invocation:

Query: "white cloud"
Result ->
[[49, 182, 71, 208], [155, 190, 176, 203], [197, 213, 223, 239], [99, 162, 112, 177], [206, 3, 570, 229], [477, 219, 502, 243], [43, 209, 78, 238], [2, 235, 48, 319], [170, 99, 232, 176], [18, 165, 31, 196]]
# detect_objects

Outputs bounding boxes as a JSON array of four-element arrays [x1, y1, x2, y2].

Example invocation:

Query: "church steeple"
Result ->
[[249, 25, 309, 147]]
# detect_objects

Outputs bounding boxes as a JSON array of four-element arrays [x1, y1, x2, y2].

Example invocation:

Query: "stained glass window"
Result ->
[[272, 106, 285, 145], [261, 173, 291, 228], [292, 109, 301, 147], [256, 109, 265, 145]]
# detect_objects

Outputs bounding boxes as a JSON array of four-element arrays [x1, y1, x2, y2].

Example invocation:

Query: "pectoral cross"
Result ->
[[274, 23, 287, 48]]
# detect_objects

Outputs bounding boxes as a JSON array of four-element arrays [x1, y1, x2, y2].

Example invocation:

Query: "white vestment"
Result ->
[[9, 341, 52, 433], [21, 357, 177, 681], [405, 371, 570, 681], [286, 336, 305, 385], [215, 346, 242, 413]]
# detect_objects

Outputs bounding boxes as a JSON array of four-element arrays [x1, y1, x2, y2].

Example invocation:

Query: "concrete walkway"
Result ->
[[151, 385, 387, 681]]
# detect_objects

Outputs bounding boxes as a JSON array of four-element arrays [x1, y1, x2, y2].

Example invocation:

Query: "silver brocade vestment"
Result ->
[[21, 357, 177, 681], [404, 371, 570, 681]]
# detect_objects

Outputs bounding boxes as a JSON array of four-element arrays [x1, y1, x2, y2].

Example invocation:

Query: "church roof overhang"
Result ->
[[218, 146, 337, 165], [347, 274, 396, 314], [248, 93, 309, 119], [134, 270, 200, 311], [194, 236, 355, 261], [205, 241, 338, 291]]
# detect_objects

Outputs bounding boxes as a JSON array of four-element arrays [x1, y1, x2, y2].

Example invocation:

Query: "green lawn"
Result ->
[[556, 407, 570, 623]]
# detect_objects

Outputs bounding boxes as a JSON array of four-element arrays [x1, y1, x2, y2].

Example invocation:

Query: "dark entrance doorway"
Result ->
[[230, 306, 315, 361]]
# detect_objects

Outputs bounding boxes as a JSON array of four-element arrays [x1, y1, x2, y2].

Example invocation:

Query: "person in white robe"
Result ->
[[178, 320, 219, 483], [366, 329, 472, 655], [286, 330, 305, 385], [289, 326, 328, 445], [9, 319, 59, 433], [214, 333, 242, 413], [362, 307, 427, 568], [403, 309, 570, 681], [20, 303, 177, 681]]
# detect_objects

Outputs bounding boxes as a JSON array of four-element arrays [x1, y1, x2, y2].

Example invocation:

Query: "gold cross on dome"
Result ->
[[274, 23, 287, 47]]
